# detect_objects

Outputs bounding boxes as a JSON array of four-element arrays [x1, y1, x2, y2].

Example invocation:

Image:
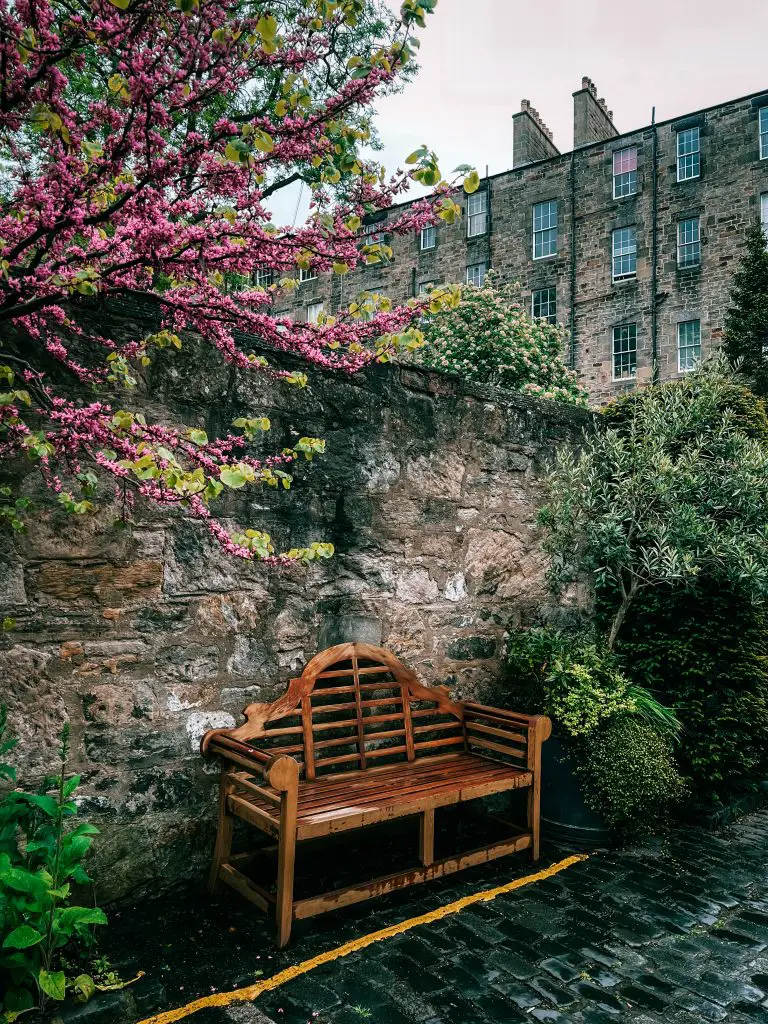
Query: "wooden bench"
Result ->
[[201, 642, 551, 947]]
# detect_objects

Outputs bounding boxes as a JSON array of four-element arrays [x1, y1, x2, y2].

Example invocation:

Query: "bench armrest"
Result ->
[[461, 702, 551, 771], [201, 731, 299, 793]]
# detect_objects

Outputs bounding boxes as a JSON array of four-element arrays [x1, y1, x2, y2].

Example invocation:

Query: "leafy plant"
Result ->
[[599, 375, 768, 799], [503, 627, 678, 738], [0, 708, 106, 1019], [418, 271, 588, 405], [573, 717, 687, 832], [607, 584, 768, 798], [503, 627, 684, 832], [539, 359, 768, 650]]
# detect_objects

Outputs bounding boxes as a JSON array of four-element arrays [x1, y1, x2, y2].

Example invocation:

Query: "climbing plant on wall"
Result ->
[[0, 0, 470, 563]]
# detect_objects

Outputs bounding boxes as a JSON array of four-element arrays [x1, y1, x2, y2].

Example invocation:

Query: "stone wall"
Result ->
[[0, 325, 590, 901]]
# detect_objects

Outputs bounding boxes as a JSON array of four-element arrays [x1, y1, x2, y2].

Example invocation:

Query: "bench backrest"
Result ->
[[223, 642, 467, 779]]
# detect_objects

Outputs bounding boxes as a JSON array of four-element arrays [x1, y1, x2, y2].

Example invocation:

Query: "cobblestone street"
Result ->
[[91, 807, 768, 1024]]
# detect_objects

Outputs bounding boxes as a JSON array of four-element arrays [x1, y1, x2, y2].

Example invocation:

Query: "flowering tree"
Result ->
[[418, 272, 587, 405], [0, 0, 468, 562]]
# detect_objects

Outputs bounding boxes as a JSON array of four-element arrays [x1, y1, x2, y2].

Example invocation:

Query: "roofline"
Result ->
[[384, 84, 768, 214]]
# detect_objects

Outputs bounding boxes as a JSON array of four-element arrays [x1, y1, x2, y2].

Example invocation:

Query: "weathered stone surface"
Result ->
[[2, 337, 589, 901]]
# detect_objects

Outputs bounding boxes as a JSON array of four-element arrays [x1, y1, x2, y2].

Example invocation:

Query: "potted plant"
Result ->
[[502, 627, 684, 843]]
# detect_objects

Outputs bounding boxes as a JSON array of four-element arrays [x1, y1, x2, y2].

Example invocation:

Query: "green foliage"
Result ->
[[539, 360, 768, 650], [608, 584, 768, 797], [599, 372, 768, 799], [0, 709, 106, 1018], [503, 627, 684, 832], [724, 224, 768, 398], [417, 271, 588, 406], [573, 717, 686, 832], [504, 627, 679, 739]]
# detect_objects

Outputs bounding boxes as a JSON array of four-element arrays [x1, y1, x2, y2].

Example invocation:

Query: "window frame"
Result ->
[[532, 200, 558, 260], [677, 217, 701, 268], [760, 107, 768, 160], [612, 146, 638, 199], [254, 267, 273, 288], [761, 192, 768, 239], [420, 224, 436, 250], [612, 323, 638, 381], [306, 301, 324, 325], [298, 267, 318, 283], [465, 261, 487, 287], [466, 191, 488, 238], [417, 280, 435, 296], [677, 319, 702, 372], [531, 287, 557, 324], [676, 127, 701, 182], [611, 226, 637, 282]]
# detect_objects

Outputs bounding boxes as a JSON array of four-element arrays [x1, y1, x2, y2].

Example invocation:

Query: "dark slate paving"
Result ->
[[87, 806, 768, 1024]]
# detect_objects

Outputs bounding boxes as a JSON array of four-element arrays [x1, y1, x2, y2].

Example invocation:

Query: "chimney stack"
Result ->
[[512, 100, 560, 168], [573, 76, 618, 148]]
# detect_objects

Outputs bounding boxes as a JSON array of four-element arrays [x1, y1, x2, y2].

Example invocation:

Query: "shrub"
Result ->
[[574, 717, 686, 832], [539, 359, 768, 650], [607, 584, 768, 797], [0, 708, 106, 1016], [723, 224, 768, 399], [418, 271, 588, 405], [599, 374, 768, 799], [503, 627, 684, 832]]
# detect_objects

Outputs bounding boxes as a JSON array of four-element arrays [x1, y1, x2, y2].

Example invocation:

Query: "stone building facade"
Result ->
[[276, 79, 768, 402], [0, 314, 590, 899]]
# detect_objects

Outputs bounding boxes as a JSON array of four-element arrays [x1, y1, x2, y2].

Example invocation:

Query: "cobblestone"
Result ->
[[93, 806, 768, 1024]]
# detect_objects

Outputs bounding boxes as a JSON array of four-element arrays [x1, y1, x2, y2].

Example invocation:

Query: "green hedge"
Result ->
[[604, 584, 768, 797]]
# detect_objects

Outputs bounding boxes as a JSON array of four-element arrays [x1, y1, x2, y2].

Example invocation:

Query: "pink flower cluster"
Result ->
[[0, 0, 446, 558]]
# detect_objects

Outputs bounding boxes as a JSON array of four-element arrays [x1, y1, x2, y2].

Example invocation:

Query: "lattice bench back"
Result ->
[[220, 642, 471, 780]]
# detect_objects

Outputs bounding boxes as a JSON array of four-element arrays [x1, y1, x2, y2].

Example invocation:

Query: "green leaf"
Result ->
[[463, 170, 480, 194], [62, 775, 80, 799], [19, 793, 58, 817], [54, 906, 108, 936], [107, 0, 131, 7], [3, 925, 44, 949], [219, 468, 247, 489], [0, 868, 49, 897], [39, 969, 67, 1001], [73, 974, 96, 1004], [5, 988, 35, 1013]]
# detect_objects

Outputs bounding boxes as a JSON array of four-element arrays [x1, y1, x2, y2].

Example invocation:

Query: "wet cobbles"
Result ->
[[82, 807, 768, 1024]]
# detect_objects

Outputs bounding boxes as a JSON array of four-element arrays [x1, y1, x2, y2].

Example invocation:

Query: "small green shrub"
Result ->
[[504, 627, 678, 737], [503, 627, 684, 833], [574, 716, 686, 831], [0, 707, 106, 1018]]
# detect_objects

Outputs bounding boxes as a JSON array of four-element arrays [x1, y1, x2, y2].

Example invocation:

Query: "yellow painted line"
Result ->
[[138, 853, 589, 1024]]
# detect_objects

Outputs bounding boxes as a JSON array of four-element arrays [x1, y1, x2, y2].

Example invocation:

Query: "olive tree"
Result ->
[[539, 361, 768, 649]]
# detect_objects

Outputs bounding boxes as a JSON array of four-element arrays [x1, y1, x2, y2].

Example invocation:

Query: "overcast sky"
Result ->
[[270, 0, 768, 224]]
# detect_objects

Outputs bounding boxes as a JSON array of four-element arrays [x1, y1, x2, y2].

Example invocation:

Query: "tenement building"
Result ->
[[274, 79, 768, 401]]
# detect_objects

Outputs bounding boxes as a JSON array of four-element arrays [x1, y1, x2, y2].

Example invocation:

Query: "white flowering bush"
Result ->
[[418, 271, 588, 406]]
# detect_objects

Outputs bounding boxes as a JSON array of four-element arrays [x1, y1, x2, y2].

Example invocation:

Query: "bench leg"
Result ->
[[528, 779, 541, 861], [275, 789, 298, 948], [419, 809, 435, 867], [208, 775, 234, 894]]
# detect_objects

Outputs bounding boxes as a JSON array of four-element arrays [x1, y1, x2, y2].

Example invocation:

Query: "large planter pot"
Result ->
[[541, 733, 615, 847]]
